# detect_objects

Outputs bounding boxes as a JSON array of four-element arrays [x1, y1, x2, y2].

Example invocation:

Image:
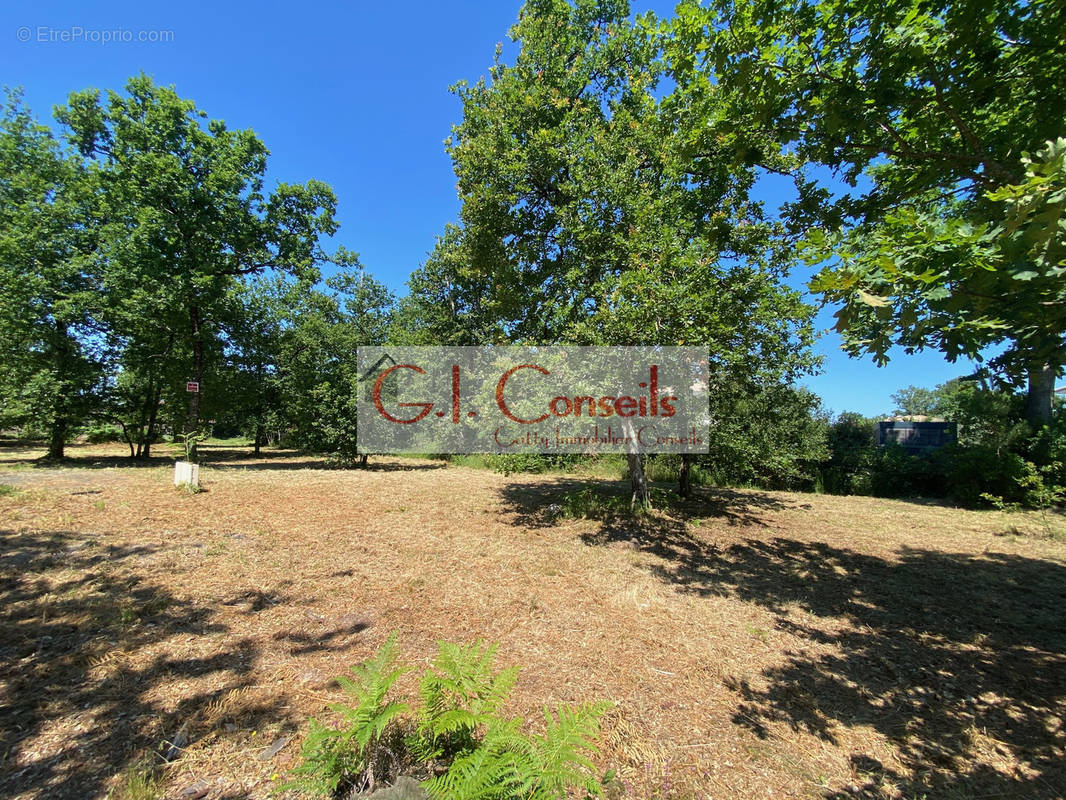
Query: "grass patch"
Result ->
[[106, 760, 161, 800]]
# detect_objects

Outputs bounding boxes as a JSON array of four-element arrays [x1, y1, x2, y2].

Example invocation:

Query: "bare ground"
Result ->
[[1, 442, 1064, 800]]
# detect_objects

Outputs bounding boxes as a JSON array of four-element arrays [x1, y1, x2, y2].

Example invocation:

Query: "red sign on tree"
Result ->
[[186, 382, 199, 393]]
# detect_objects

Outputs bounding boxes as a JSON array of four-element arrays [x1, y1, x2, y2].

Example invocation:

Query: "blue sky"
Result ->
[[3, 0, 985, 417]]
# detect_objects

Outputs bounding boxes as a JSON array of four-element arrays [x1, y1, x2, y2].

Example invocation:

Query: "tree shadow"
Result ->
[[273, 619, 370, 656], [506, 475, 1066, 798], [708, 540, 1066, 798], [497, 477, 791, 531], [0, 527, 291, 799]]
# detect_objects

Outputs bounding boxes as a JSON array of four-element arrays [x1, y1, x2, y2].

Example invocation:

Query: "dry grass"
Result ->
[[0, 441, 1064, 800]]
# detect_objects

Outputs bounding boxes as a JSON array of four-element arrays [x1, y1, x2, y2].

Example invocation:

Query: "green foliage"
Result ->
[[490, 453, 583, 476], [267, 268, 394, 464], [891, 386, 942, 418], [0, 90, 105, 457], [645, 455, 710, 487], [434, 0, 820, 507], [558, 488, 631, 520], [179, 429, 210, 463], [280, 632, 410, 797], [415, 640, 520, 762], [285, 633, 611, 800], [817, 377, 1066, 509], [53, 74, 340, 458], [819, 413, 878, 497], [416, 638, 609, 800], [80, 423, 125, 444], [982, 460, 1066, 533], [672, 0, 1066, 423], [106, 760, 162, 800], [700, 384, 829, 491]]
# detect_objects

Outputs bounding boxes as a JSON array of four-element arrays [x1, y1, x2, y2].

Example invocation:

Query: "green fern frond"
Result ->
[[416, 638, 522, 762], [424, 719, 524, 800], [276, 717, 361, 797], [523, 702, 611, 800], [281, 632, 411, 796], [286, 636, 611, 800], [330, 631, 411, 749]]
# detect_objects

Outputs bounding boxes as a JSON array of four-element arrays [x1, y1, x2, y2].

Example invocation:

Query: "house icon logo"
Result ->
[[359, 352, 399, 404]]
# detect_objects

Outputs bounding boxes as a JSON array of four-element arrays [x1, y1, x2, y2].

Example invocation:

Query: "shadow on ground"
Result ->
[[0, 527, 293, 799], [499, 478, 1066, 799]]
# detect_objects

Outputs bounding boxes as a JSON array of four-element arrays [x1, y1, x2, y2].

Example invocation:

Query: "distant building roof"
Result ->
[[881, 415, 947, 422]]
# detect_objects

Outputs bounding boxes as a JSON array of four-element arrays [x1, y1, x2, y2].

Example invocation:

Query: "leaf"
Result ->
[[856, 289, 890, 307]]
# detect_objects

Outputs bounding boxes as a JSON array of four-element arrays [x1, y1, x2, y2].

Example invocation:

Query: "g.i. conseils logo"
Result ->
[[357, 346, 709, 454]]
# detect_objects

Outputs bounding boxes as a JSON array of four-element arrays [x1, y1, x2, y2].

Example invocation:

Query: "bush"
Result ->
[[490, 453, 583, 475], [81, 423, 125, 444], [818, 413, 877, 495], [283, 633, 612, 799], [818, 387, 1066, 509], [869, 444, 948, 498]]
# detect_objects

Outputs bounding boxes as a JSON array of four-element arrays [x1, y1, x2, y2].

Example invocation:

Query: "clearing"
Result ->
[[1, 442, 1064, 799]]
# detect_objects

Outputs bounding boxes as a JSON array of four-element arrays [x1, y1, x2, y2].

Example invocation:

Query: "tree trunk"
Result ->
[[134, 376, 154, 458], [185, 305, 204, 463], [143, 382, 162, 458], [46, 323, 71, 460], [46, 417, 67, 460], [1025, 364, 1057, 429], [359, 453, 369, 468], [678, 454, 692, 499], [620, 417, 651, 509], [626, 452, 650, 509], [118, 419, 135, 458], [254, 423, 264, 456]]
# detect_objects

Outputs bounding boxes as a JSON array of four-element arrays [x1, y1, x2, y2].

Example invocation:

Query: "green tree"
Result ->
[[0, 93, 103, 458], [890, 385, 941, 417], [390, 225, 503, 346], [56, 74, 338, 461], [669, 0, 1066, 427], [704, 383, 829, 490], [445, 0, 818, 506], [274, 261, 394, 464]]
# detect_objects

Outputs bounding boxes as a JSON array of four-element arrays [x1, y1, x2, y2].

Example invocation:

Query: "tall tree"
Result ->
[[273, 261, 394, 464], [56, 74, 338, 461], [0, 93, 103, 458], [391, 225, 503, 346], [670, 0, 1066, 426], [446, 0, 818, 505]]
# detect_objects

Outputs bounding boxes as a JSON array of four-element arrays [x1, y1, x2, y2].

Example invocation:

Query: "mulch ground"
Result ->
[[1, 442, 1064, 800]]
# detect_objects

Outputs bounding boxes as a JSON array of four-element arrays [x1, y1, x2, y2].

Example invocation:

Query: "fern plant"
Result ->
[[279, 631, 410, 797], [285, 633, 611, 800], [516, 703, 612, 800], [422, 704, 610, 800], [416, 640, 609, 800], [414, 639, 520, 762]]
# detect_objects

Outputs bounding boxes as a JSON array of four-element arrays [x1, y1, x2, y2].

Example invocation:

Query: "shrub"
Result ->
[[490, 453, 583, 475], [280, 632, 411, 797], [82, 423, 126, 444], [558, 488, 630, 519], [818, 413, 877, 495], [868, 444, 948, 498]]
